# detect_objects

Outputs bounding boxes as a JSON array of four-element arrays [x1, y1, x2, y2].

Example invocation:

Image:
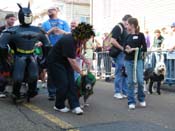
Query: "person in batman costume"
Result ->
[[0, 3, 50, 102]]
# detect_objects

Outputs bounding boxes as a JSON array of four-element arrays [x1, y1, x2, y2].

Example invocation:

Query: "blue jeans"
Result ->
[[114, 52, 128, 95], [125, 59, 145, 105]]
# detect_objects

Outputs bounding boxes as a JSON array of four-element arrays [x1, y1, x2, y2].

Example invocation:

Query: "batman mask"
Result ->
[[17, 3, 33, 26]]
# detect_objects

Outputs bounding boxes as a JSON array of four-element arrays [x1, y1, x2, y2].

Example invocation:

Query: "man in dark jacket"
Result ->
[[0, 14, 16, 98], [0, 14, 16, 33]]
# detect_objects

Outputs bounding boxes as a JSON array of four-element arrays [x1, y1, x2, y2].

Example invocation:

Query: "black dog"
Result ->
[[144, 62, 166, 95], [75, 72, 96, 107]]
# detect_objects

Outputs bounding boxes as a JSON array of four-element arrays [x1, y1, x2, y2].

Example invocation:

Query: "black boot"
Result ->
[[12, 82, 23, 103], [28, 81, 38, 98]]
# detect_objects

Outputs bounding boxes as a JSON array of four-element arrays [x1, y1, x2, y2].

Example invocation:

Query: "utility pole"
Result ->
[[71, 0, 74, 20], [90, 0, 93, 24]]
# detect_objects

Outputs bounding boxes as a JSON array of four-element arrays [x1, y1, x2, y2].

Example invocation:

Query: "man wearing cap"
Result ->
[[41, 6, 70, 101], [42, 6, 70, 45]]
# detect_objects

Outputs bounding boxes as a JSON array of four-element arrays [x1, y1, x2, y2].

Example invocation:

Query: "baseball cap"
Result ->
[[48, 6, 59, 11]]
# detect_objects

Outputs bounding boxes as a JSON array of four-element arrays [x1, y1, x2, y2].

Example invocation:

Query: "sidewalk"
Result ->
[[161, 84, 175, 92], [97, 78, 175, 92]]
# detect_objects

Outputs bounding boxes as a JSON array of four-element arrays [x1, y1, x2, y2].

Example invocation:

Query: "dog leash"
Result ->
[[133, 47, 139, 83]]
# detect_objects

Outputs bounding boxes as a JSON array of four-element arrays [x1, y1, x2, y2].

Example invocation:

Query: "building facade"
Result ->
[[35, 0, 90, 25], [0, 0, 90, 26], [92, 0, 175, 34]]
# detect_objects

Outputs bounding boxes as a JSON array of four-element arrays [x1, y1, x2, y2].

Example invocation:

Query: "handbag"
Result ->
[[109, 46, 121, 58], [103, 33, 112, 51]]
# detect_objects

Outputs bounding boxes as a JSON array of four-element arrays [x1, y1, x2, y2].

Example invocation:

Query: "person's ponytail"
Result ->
[[136, 25, 140, 34]]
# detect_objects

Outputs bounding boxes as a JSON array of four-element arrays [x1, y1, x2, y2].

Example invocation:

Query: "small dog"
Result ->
[[75, 72, 96, 107], [144, 61, 166, 95]]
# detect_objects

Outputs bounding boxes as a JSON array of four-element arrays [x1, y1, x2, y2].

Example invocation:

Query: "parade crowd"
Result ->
[[1, 3, 175, 115]]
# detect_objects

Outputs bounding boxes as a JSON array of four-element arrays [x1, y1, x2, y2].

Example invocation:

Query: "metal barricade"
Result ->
[[93, 51, 115, 79], [94, 50, 175, 84], [144, 50, 175, 85]]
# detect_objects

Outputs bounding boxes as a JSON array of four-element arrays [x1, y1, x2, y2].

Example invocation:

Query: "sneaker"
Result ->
[[113, 93, 123, 99], [0, 93, 6, 98], [72, 107, 83, 115], [129, 104, 135, 110], [139, 101, 146, 107], [53, 106, 70, 113], [122, 94, 127, 98]]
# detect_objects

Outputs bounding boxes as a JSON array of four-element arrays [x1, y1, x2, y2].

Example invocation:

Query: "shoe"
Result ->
[[11, 94, 24, 103], [122, 94, 127, 98], [48, 96, 55, 101], [139, 101, 146, 107], [113, 93, 123, 99], [129, 104, 135, 110], [72, 107, 83, 115], [53, 106, 70, 113], [0, 92, 6, 98]]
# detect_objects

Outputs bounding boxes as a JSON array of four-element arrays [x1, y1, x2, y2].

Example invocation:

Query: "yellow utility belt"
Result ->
[[16, 48, 34, 54]]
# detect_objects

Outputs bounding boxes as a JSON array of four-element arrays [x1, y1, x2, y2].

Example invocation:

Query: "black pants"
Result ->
[[0, 58, 11, 92], [0, 76, 8, 92], [48, 63, 80, 109]]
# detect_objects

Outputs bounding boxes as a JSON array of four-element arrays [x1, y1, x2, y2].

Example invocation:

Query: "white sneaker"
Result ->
[[72, 107, 83, 115], [113, 93, 123, 99], [122, 94, 127, 98], [139, 101, 146, 107], [0, 93, 6, 98], [53, 106, 70, 113], [129, 104, 135, 110]]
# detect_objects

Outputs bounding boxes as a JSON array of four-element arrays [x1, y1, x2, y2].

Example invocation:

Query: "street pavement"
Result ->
[[0, 81, 175, 131]]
